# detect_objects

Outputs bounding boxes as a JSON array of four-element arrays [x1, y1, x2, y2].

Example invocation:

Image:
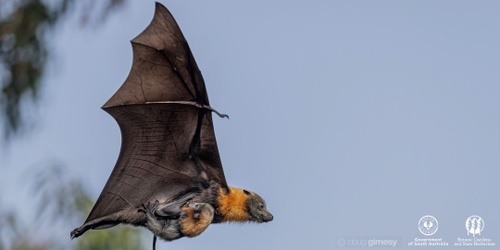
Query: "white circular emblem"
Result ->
[[418, 215, 438, 236], [465, 215, 484, 237]]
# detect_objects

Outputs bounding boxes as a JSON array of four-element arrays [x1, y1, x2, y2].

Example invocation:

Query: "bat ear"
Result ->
[[243, 190, 251, 196]]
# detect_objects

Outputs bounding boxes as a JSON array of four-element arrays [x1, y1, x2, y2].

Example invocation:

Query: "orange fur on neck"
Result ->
[[217, 186, 250, 222]]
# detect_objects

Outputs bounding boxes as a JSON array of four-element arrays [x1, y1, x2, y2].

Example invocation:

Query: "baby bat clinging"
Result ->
[[70, 1, 272, 247]]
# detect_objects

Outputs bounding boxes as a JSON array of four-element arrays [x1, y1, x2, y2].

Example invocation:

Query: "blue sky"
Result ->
[[2, 1, 500, 249]]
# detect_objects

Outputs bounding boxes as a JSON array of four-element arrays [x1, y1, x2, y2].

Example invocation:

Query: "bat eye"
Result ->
[[259, 203, 265, 210]]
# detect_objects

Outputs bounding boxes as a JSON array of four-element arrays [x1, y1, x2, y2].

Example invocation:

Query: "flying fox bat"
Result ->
[[70, 2, 272, 248]]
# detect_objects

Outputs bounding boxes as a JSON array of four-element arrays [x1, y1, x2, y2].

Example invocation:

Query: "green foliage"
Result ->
[[76, 227, 145, 250], [0, 164, 146, 249], [0, 0, 71, 139], [0, 0, 147, 248], [0, 207, 54, 250], [1, 167, 150, 249], [37, 164, 147, 250], [0, 0, 124, 139]]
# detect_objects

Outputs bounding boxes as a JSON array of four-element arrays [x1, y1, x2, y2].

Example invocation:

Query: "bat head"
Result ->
[[243, 190, 273, 223], [187, 202, 215, 221], [188, 202, 215, 214]]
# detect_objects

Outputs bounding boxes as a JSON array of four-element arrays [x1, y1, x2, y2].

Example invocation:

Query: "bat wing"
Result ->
[[72, 3, 227, 237]]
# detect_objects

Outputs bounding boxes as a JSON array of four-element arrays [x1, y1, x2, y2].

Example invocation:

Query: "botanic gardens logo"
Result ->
[[465, 215, 484, 237], [453, 215, 496, 247]]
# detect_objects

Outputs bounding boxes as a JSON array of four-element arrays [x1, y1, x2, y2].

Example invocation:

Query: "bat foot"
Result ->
[[70, 228, 80, 239], [140, 200, 159, 217]]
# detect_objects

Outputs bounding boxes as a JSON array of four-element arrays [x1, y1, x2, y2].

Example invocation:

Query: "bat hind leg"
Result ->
[[70, 217, 120, 239], [154, 193, 196, 218]]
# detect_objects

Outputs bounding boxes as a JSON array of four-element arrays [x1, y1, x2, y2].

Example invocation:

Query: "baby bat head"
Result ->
[[188, 202, 215, 215], [243, 190, 273, 223]]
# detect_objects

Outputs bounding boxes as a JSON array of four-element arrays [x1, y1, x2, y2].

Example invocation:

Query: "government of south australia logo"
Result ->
[[465, 215, 484, 237], [418, 215, 438, 236]]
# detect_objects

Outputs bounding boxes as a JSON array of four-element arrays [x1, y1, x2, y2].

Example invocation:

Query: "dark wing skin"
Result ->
[[71, 2, 227, 238]]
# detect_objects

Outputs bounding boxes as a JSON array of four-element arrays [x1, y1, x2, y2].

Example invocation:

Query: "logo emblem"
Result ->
[[465, 215, 484, 237], [418, 215, 438, 236]]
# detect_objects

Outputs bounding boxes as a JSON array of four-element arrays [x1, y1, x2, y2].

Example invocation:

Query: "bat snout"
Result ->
[[262, 212, 273, 222]]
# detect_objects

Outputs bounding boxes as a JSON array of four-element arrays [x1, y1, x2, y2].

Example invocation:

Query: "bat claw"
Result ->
[[199, 103, 229, 119], [140, 201, 160, 217], [211, 109, 229, 119], [70, 229, 79, 239]]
